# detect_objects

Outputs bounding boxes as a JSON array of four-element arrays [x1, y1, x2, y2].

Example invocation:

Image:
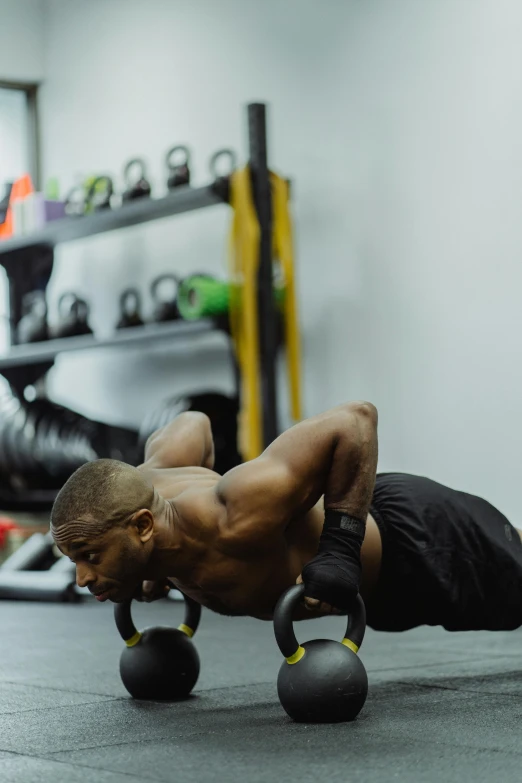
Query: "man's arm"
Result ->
[[218, 401, 377, 537], [140, 412, 215, 470], [217, 401, 378, 607]]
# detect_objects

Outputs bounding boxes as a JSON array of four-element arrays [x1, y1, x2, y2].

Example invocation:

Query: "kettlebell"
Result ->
[[273, 584, 368, 723], [85, 175, 114, 212], [166, 145, 191, 190], [114, 589, 201, 700], [64, 184, 87, 217], [16, 291, 49, 344], [209, 148, 237, 181], [122, 158, 151, 202], [150, 274, 180, 322], [116, 288, 144, 329], [53, 293, 93, 339]]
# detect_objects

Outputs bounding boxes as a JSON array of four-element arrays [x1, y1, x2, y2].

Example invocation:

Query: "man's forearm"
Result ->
[[324, 402, 378, 519], [301, 402, 378, 611]]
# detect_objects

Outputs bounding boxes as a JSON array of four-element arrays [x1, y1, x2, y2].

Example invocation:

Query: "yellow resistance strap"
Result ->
[[270, 173, 302, 422], [229, 167, 263, 461]]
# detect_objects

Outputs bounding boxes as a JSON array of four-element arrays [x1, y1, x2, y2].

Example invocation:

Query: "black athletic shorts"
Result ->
[[366, 473, 522, 632]]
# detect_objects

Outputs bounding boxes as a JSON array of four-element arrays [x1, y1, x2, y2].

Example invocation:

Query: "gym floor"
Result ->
[[1, 598, 521, 783]]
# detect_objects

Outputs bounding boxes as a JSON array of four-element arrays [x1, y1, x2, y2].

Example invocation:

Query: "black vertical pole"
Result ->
[[247, 102, 279, 447]]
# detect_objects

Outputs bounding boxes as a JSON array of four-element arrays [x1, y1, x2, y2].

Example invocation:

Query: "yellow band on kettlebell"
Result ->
[[342, 638, 359, 654], [286, 646, 306, 664], [178, 623, 194, 638], [125, 631, 142, 648]]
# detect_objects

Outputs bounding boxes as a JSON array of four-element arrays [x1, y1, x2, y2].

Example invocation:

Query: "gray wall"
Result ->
[[0, 0, 45, 82], [8, 0, 522, 519]]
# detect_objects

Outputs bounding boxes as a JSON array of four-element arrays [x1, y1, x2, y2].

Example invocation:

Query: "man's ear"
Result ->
[[129, 509, 154, 543]]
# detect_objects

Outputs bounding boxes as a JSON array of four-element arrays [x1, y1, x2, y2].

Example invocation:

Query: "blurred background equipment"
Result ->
[[139, 391, 241, 474], [52, 292, 92, 338], [0, 381, 139, 500], [16, 290, 49, 344], [0, 102, 300, 601], [165, 145, 191, 190], [150, 273, 181, 322], [209, 148, 238, 192], [116, 287, 145, 329], [84, 174, 114, 212], [122, 158, 152, 202], [177, 275, 285, 321]]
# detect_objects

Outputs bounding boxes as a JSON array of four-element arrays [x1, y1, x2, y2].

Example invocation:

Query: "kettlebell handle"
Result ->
[[273, 583, 366, 661], [119, 287, 142, 315], [114, 587, 201, 647], [166, 145, 191, 170], [123, 158, 148, 187], [150, 273, 180, 303]]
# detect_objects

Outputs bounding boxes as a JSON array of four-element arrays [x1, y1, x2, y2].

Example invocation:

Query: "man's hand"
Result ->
[[134, 579, 171, 602], [296, 574, 342, 615]]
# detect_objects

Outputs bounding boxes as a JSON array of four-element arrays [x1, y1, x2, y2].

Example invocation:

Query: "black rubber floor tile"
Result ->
[[0, 750, 151, 783], [47, 724, 522, 783], [360, 679, 522, 754], [0, 682, 115, 715], [0, 683, 280, 755]]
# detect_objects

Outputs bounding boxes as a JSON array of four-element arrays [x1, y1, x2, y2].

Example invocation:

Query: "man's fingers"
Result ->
[[304, 597, 343, 615], [140, 580, 170, 602]]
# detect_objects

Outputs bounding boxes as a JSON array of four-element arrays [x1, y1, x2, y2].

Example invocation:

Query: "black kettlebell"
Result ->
[[116, 288, 144, 329], [209, 148, 237, 181], [53, 293, 93, 338], [150, 274, 180, 322], [122, 158, 151, 202], [114, 590, 201, 700], [16, 291, 49, 344], [274, 584, 368, 723], [166, 145, 191, 190]]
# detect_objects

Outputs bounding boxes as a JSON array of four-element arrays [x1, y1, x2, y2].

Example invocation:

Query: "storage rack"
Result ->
[[0, 103, 280, 443]]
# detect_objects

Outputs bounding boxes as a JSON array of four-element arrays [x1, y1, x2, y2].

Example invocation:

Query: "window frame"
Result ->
[[0, 79, 40, 190]]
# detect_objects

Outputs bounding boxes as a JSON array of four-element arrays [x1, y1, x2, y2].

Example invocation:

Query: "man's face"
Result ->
[[59, 524, 150, 602]]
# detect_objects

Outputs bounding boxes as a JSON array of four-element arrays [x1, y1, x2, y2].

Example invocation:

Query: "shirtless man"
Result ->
[[50, 402, 522, 631]]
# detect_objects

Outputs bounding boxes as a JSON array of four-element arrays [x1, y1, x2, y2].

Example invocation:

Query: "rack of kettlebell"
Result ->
[[0, 103, 302, 509]]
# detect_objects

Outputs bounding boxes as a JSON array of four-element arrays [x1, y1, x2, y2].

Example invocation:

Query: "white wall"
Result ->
[[0, 0, 45, 83], [37, 0, 522, 520]]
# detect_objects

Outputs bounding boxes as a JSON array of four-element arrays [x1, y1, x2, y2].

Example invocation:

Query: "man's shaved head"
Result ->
[[51, 459, 154, 545]]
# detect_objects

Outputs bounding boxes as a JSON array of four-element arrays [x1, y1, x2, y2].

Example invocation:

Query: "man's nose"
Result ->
[[76, 564, 95, 588]]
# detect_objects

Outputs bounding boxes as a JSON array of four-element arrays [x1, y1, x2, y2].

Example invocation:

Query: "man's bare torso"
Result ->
[[139, 464, 382, 620]]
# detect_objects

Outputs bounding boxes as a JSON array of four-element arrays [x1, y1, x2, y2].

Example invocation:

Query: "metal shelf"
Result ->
[[0, 185, 224, 257], [0, 319, 215, 369]]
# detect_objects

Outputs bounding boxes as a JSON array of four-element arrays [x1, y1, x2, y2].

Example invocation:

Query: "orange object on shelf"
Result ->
[[0, 173, 34, 240]]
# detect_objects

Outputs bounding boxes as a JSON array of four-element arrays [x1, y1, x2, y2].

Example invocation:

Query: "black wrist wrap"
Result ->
[[301, 510, 366, 610]]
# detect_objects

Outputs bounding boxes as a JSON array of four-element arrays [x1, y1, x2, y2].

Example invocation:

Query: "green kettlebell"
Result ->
[[273, 584, 368, 723]]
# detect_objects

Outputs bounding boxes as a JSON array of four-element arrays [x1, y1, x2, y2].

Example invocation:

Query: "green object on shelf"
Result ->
[[45, 178, 60, 201], [178, 276, 285, 321], [178, 277, 230, 320]]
